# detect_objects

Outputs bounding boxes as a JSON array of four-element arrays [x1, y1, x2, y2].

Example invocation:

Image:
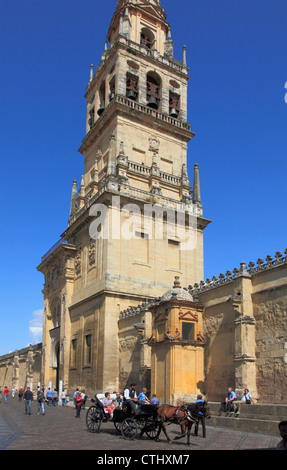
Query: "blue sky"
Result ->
[[0, 0, 286, 355]]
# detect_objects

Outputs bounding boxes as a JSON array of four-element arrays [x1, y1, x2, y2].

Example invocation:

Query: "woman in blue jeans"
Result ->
[[37, 389, 45, 415]]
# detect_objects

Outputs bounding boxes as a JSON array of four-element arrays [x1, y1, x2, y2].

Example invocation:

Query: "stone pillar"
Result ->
[[26, 347, 35, 390], [12, 352, 19, 390], [232, 264, 257, 399]]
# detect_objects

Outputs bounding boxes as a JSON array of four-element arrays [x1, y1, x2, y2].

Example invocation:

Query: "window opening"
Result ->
[[182, 322, 195, 341]]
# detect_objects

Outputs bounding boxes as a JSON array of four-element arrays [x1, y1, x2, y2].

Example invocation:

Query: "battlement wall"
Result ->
[[190, 250, 287, 403]]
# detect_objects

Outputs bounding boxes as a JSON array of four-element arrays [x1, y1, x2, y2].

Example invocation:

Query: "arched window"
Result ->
[[126, 72, 138, 101], [97, 81, 106, 116], [140, 27, 155, 50], [52, 300, 61, 328], [146, 72, 161, 110], [169, 91, 180, 118]]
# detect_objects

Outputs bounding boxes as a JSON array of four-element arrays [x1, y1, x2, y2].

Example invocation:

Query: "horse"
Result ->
[[156, 404, 196, 446], [186, 401, 211, 438]]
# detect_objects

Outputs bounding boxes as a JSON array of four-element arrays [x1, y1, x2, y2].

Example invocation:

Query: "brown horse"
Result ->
[[156, 404, 195, 446]]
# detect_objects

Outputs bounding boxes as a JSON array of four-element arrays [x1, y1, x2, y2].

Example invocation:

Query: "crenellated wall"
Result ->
[[0, 344, 42, 394], [188, 250, 287, 403]]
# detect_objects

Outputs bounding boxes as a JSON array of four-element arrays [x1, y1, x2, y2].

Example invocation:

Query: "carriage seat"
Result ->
[[138, 404, 158, 414]]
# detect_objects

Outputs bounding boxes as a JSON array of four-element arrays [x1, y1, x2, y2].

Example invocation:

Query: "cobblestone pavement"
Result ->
[[0, 398, 280, 451]]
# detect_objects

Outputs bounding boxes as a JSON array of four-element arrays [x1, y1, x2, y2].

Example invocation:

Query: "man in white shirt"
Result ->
[[123, 383, 138, 413]]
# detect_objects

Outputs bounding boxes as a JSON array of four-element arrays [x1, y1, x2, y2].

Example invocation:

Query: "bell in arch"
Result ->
[[127, 89, 137, 100], [97, 100, 105, 116], [170, 107, 178, 118], [147, 95, 158, 109]]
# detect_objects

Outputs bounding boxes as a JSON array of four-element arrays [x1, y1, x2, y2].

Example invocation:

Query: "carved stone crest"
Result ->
[[149, 136, 160, 154]]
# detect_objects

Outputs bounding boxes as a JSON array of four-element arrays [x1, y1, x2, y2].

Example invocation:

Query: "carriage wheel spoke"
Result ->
[[121, 418, 138, 440]]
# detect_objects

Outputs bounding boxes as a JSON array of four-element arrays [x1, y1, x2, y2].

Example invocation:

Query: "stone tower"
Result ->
[[37, 0, 210, 395]]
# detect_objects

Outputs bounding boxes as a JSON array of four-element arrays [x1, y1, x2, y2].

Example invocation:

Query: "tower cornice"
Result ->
[[79, 93, 194, 156]]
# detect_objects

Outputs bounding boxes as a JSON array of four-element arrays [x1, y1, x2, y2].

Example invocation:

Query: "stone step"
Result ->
[[206, 402, 287, 436]]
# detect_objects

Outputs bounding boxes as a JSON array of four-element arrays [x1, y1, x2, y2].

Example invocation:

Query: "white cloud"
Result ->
[[29, 309, 43, 344]]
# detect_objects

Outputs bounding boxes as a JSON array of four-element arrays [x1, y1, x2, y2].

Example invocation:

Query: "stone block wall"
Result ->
[[189, 250, 287, 404], [0, 344, 42, 393]]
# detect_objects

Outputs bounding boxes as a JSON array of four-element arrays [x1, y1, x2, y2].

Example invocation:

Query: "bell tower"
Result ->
[[38, 0, 211, 395], [78, 0, 193, 202], [73, 0, 211, 287]]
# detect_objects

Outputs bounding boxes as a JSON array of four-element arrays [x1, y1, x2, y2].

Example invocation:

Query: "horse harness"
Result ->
[[174, 404, 194, 423]]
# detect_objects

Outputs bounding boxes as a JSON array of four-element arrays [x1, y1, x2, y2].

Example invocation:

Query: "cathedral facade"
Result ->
[[7, 0, 284, 405]]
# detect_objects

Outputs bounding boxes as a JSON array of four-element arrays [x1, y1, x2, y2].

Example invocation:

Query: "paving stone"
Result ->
[[0, 399, 281, 451]]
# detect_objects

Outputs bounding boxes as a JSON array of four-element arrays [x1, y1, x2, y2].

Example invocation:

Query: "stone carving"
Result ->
[[149, 136, 160, 154], [89, 240, 96, 266], [75, 248, 82, 275], [119, 337, 138, 352]]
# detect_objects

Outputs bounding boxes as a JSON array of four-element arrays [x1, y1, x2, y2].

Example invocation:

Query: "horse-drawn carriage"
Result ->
[[86, 395, 210, 445], [86, 396, 160, 440]]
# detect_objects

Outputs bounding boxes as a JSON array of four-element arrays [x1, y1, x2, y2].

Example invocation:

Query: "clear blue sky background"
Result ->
[[0, 0, 286, 355]]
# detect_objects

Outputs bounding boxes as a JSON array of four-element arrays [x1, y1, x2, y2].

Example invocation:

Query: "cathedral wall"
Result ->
[[252, 266, 287, 403], [194, 255, 287, 404], [68, 296, 105, 396], [118, 311, 143, 391], [201, 286, 236, 401], [0, 344, 42, 393]]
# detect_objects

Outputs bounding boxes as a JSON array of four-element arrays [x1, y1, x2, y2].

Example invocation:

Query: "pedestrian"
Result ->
[[0, 388, 2, 403], [195, 394, 207, 438], [24, 386, 33, 415], [73, 388, 79, 407], [37, 388, 45, 415], [81, 390, 87, 409], [46, 388, 53, 406], [75, 391, 83, 418], [52, 389, 58, 405], [277, 421, 287, 450], [4, 386, 9, 403], [18, 387, 24, 401], [61, 389, 67, 407], [12, 387, 16, 398]]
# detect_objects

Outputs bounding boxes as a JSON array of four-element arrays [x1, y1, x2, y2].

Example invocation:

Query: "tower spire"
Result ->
[[69, 179, 78, 217], [193, 163, 201, 205]]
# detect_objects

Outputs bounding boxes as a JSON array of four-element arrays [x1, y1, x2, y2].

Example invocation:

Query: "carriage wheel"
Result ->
[[144, 418, 159, 440], [121, 418, 138, 440], [145, 427, 158, 439], [86, 406, 101, 433], [114, 421, 122, 433]]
